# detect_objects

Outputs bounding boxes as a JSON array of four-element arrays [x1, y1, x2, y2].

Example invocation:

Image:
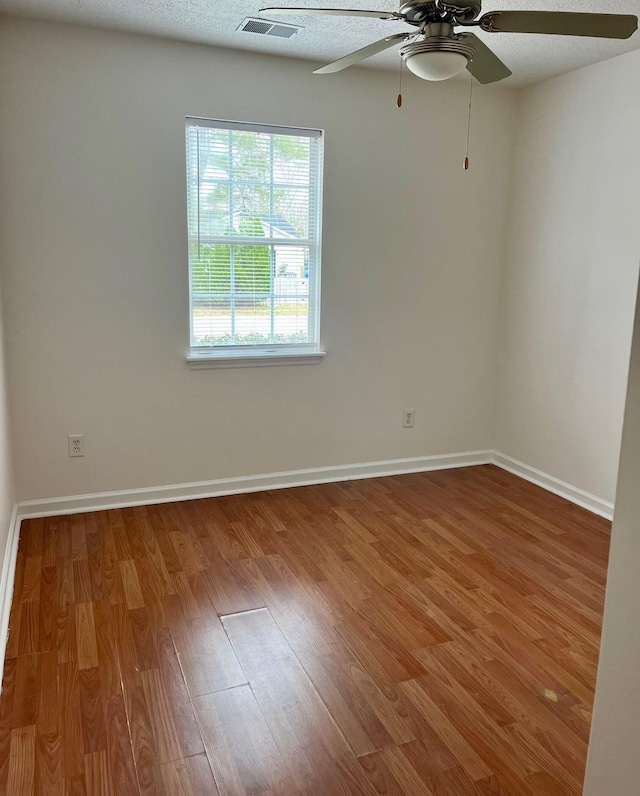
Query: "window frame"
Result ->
[[184, 117, 325, 369]]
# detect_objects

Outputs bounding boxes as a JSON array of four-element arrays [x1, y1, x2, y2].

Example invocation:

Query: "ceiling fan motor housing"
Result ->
[[398, 0, 482, 26]]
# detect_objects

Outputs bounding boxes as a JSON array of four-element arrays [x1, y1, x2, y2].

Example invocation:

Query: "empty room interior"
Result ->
[[1, 0, 640, 793]]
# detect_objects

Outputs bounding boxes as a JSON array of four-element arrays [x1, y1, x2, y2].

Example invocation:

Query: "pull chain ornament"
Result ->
[[397, 58, 404, 107]]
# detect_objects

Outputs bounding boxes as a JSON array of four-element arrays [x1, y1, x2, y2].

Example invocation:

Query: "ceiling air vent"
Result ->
[[237, 17, 302, 38]]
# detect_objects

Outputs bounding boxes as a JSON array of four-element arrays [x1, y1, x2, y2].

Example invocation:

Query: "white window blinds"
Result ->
[[186, 118, 323, 359]]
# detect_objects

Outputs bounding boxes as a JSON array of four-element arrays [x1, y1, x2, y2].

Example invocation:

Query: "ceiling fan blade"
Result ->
[[461, 33, 512, 84], [479, 11, 638, 39], [259, 7, 403, 20], [313, 33, 411, 74]]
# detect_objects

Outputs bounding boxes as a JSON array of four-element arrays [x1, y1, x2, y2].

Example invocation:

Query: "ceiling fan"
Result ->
[[258, 1, 638, 83]]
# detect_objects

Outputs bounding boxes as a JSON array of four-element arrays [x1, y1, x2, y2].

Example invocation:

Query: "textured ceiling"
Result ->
[[2, 0, 639, 86]]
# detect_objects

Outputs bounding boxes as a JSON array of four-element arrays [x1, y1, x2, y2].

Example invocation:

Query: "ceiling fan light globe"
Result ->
[[405, 51, 469, 81]]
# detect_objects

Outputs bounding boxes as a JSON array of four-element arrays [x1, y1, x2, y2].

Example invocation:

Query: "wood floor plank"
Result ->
[[165, 572, 202, 625], [400, 679, 542, 795], [124, 680, 159, 795], [199, 555, 265, 616], [146, 505, 183, 576], [222, 607, 376, 794], [120, 560, 145, 611], [85, 516, 106, 602], [35, 731, 62, 796], [24, 519, 45, 559], [83, 750, 111, 796], [100, 522, 124, 607], [128, 607, 159, 672], [415, 641, 516, 729], [104, 694, 138, 796], [137, 508, 173, 596], [35, 651, 59, 736], [167, 612, 246, 697], [139, 668, 202, 764], [195, 685, 294, 795], [38, 565, 57, 653], [157, 753, 219, 796], [402, 740, 483, 795], [170, 531, 207, 577], [78, 667, 108, 755], [59, 662, 84, 780], [72, 561, 92, 606], [110, 603, 139, 688], [238, 554, 340, 659], [11, 653, 38, 730], [135, 557, 170, 630], [70, 517, 87, 563], [112, 624, 200, 778], [75, 603, 99, 671], [359, 744, 437, 796], [298, 648, 393, 757], [92, 601, 122, 699], [7, 724, 36, 795], [18, 601, 40, 656], [0, 465, 610, 794], [41, 518, 61, 570], [62, 774, 87, 796], [109, 509, 132, 562], [56, 557, 75, 666], [399, 678, 494, 782], [332, 607, 426, 684]]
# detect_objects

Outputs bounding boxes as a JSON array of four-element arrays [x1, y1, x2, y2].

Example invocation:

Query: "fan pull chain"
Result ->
[[397, 58, 404, 108], [464, 62, 474, 170]]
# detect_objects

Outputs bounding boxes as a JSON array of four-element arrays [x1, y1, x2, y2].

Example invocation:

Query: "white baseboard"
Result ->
[[492, 452, 614, 520], [14, 450, 614, 521], [16, 450, 494, 519], [0, 505, 21, 674]]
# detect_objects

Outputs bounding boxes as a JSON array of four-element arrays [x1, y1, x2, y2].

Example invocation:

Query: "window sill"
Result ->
[[187, 350, 326, 370]]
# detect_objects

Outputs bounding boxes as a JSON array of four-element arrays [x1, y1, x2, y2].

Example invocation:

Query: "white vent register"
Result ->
[[237, 17, 302, 38]]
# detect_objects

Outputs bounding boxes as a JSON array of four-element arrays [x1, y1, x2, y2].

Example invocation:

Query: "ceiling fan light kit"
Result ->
[[404, 49, 468, 80], [400, 22, 476, 81], [259, 0, 638, 83]]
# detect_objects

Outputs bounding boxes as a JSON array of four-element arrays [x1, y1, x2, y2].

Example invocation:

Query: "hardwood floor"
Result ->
[[0, 465, 610, 795]]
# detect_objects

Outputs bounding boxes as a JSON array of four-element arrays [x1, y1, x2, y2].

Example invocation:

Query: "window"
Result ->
[[185, 118, 324, 367]]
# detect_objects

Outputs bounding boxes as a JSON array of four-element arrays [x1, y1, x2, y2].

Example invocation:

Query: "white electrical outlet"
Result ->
[[68, 434, 85, 457], [403, 409, 415, 428]]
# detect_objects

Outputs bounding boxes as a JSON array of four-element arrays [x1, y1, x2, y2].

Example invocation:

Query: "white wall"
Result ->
[[0, 17, 515, 502], [0, 283, 15, 561], [584, 274, 640, 795], [495, 50, 640, 504]]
